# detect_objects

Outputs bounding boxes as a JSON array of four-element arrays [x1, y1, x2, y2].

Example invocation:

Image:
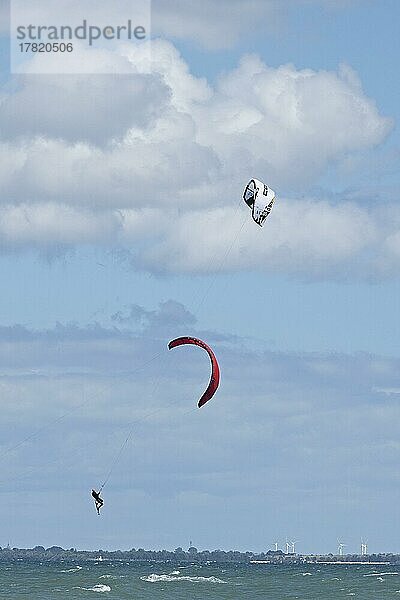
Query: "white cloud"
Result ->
[[198, 58, 391, 187], [0, 71, 168, 145], [0, 40, 394, 279], [0, 202, 122, 248], [152, 0, 281, 50], [0, 0, 361, 47], [152, 0, 360, 50], [124, 198, 378, 277]]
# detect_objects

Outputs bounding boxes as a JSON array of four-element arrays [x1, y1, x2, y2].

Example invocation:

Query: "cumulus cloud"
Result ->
[[0, 0, 359, 47], [0, 203, 124, 253], [152, 0, 281, 50], [0, 0, 330, 49], [122, 198, 379, 278], [0, 39, 393, 279], [196, 58, 391, 187], [152, 0, 358, 50], [0, 73, 169, 145]]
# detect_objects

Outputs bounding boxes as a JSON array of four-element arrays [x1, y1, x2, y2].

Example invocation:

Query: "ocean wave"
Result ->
[[61, 566, 83, 573], [75, 584, 111, 593], [141, 573, 227, 584], [364, 572, 398, 577]]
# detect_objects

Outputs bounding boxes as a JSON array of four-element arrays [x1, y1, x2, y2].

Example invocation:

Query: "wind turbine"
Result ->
[[290, 541, 298, 554], [337, 541, 346, 556], [285, 539, 291, 554], [272, 542, 279, 552], [361, 540, 368, 556]]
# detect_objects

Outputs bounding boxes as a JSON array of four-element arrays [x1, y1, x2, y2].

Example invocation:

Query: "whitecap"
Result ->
[[61, 566, 83, 573], [141, 573, 227, 584], [364, 571, 398, 577], [75, 584, 111, 593]]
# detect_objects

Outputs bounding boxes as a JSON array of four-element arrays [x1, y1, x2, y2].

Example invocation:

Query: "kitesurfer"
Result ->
[[91, 489, 104, 515]]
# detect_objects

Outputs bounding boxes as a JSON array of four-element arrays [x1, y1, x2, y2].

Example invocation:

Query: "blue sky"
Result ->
[[0, 0, 400, 555]]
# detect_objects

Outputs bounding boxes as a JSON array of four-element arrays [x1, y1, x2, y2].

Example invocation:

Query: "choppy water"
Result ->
[[1, 560, 400, 599]]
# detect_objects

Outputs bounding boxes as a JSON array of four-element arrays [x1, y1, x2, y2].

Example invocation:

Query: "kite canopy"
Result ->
[[168, 336, 220, 408], [243, 178, 276, 226]]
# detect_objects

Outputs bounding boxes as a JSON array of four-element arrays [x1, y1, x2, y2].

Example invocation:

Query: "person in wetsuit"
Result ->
[[91, 489, 104, 515]]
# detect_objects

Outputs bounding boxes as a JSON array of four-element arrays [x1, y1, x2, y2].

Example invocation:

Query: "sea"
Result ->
[[1, 560, 399, 599]]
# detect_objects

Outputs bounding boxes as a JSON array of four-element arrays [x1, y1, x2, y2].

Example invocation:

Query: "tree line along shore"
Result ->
[[0, 546, 397, 564]]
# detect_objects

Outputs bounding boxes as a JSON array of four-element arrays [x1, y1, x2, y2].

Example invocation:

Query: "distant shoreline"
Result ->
[[0, 546, 398, 565], [315, 561, 391, 565]]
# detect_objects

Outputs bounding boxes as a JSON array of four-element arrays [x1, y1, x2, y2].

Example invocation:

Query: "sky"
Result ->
[[0, 0, 400, 555]]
